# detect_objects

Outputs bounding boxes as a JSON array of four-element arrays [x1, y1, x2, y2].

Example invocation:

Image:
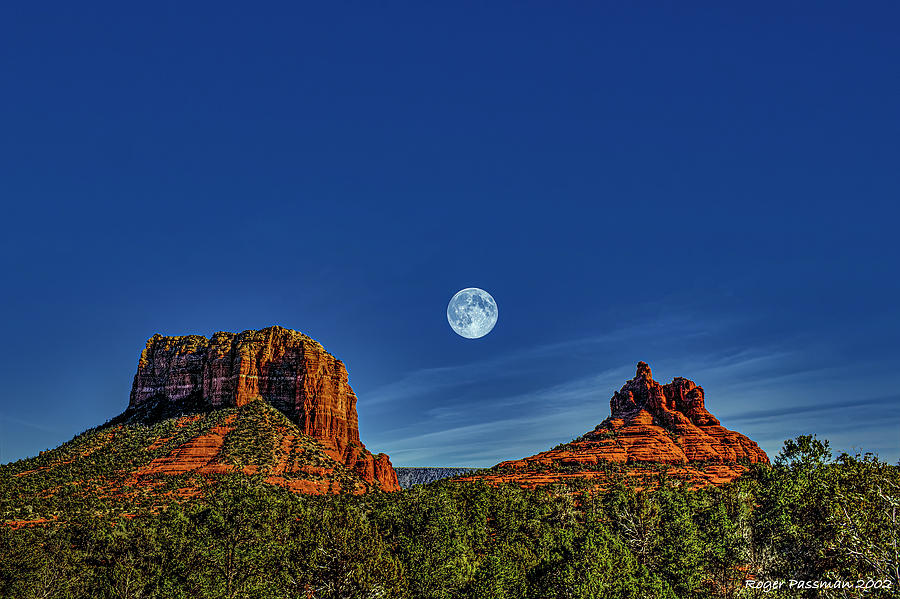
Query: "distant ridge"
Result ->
[[394, 467, 475, 488]]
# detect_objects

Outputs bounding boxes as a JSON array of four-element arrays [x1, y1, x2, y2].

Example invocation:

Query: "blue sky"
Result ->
[[1, 2, 898, 466]]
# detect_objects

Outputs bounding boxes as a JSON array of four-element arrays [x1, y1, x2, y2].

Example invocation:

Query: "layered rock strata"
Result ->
[[128, 325, 398, 492], [459, 362, 768, 489]]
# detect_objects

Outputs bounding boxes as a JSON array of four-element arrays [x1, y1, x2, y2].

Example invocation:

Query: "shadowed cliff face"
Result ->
[[459, 362, 769, 490], [128, 325, 398, 492]]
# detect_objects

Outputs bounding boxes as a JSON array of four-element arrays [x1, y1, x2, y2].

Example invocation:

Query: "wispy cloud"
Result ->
[[363, 313, 743, 408], [728, 394, 899, 424], [0, 413, 60, 433], [363, 309, 900, 467]]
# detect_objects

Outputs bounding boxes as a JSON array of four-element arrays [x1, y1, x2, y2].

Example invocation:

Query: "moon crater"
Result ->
[[447, 288, 498, 339]]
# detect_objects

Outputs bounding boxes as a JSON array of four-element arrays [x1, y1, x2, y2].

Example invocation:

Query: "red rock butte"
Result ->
[[128, 325, 398, 492], [460, 362, 769, 489]]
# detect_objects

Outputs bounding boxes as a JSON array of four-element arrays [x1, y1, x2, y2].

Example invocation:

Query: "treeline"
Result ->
[[0, 436, 897, 598]]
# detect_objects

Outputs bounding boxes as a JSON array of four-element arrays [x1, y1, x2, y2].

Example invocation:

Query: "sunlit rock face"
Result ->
[[128, 325, 399, 492], [458, 362, 769, 490], [597, 361, 768, 465]]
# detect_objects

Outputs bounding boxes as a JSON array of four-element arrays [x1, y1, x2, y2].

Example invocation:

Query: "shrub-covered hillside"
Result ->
[[1, 435, 897, 598], [0, 399, 379, 522]]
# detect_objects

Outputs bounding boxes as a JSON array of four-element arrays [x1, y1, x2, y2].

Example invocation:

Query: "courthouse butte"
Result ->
[[9, 326, 399, 508], [124, 325, 400, 493]]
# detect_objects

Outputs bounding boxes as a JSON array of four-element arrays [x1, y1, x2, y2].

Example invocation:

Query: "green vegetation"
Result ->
[[0, 435, 897, 598], [0, 401, 375, 520], [0, 408, 223, 518]]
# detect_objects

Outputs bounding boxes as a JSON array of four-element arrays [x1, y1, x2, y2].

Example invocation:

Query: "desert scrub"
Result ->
[[220, 400, 282, 469]]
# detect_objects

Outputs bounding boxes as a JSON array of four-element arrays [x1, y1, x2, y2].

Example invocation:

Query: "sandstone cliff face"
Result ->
[[459, 362, 768, 489], [594, 361, 768, 466], [128, 326, 398, 492]]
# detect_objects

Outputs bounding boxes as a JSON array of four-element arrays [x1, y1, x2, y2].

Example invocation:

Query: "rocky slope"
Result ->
[[394, 467, 474, 488], [458, 362, 768, 489], [2, 399, 391, 524], [2, 326, 398, 521], [127, 325, 398, 492]]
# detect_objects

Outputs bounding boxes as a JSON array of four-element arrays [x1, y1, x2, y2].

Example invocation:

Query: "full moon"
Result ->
[[447, 287, 498, 339]]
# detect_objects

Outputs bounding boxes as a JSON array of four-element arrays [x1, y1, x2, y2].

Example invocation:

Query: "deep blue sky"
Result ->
[[1, 2, 898, 466]]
